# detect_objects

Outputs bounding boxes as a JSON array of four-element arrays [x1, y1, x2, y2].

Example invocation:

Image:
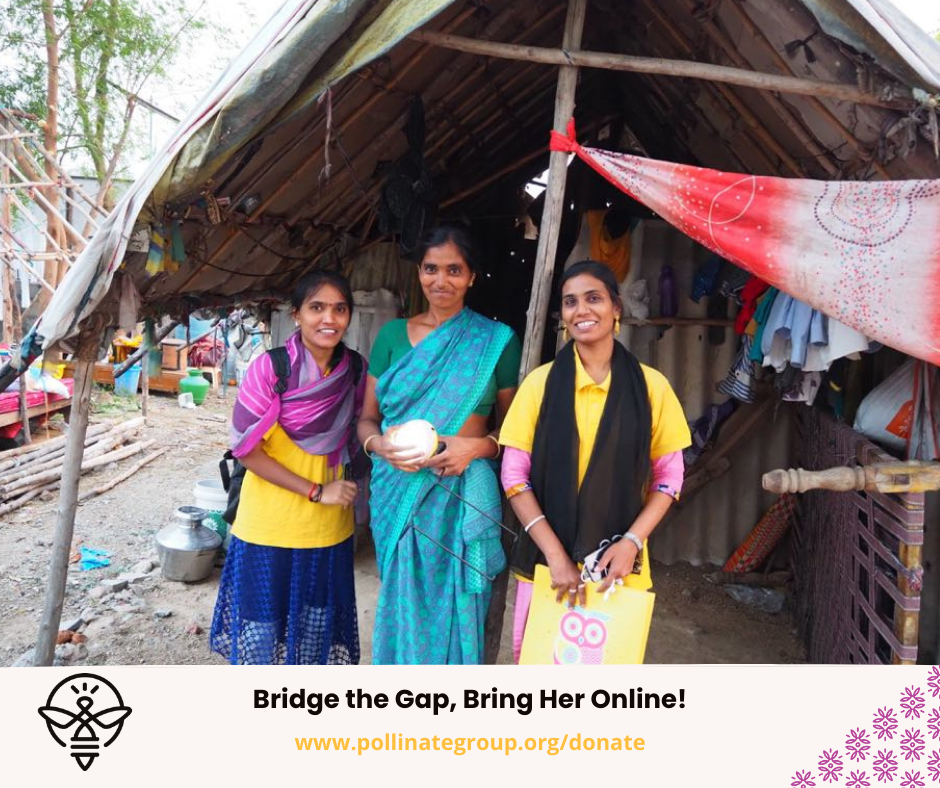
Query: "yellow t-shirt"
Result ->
[[499, 350, 691, 590], [230, 424, 353, 549]]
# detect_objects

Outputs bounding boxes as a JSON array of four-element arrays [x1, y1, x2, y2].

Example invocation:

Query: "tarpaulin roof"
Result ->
[[20, 0, 940, 358]]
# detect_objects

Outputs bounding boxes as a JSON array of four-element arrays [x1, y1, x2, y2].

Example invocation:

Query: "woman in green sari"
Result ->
[[358, 225, 520, 664]]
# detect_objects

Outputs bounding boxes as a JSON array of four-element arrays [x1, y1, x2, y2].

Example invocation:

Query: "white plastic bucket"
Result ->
[[193, 479, 230, 548]]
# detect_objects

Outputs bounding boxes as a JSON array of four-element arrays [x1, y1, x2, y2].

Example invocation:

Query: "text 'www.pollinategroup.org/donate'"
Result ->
[[294, 732, 647, 756]]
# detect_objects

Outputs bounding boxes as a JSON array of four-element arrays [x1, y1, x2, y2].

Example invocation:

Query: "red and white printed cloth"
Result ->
[[551, 121, 940, 366]]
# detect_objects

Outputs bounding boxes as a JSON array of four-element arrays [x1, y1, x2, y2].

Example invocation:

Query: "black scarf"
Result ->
[[511, 340, 651, 579]]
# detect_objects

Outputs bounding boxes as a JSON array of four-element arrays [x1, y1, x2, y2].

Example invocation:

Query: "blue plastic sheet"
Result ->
[[79, 547, 111, 571]]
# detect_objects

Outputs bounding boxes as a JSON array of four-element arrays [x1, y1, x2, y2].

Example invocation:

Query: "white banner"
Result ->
[[3, 665, 939, 786]]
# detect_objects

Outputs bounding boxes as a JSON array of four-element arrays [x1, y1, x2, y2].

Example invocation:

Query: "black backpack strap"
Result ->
[[268, 346, 291, 395], [219, 449, 235, 492], [348, 348, 363, 386]]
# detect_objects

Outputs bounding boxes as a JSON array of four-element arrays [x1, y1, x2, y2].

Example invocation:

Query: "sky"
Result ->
[[131, 0, 940, 175]]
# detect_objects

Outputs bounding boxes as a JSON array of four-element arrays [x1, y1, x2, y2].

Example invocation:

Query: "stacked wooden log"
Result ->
[[0, 418, 168, 516]]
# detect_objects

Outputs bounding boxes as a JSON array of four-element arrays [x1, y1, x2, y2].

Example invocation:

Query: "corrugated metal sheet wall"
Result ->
[[624, 221, 795, 566]]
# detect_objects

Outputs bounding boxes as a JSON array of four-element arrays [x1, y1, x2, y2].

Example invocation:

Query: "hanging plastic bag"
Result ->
[[853, 360, 915, 452]]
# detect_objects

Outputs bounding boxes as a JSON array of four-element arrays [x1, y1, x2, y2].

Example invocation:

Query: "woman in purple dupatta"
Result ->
[[210, 271, 366, 665]]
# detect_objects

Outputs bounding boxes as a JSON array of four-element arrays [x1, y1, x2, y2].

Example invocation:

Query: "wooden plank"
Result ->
[[62, 361, 188, 393], [0, 396, 71, 429]]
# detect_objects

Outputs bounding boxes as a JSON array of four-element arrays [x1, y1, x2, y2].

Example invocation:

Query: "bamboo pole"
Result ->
[[0, 146, 88, 249], [0, 138, 13, 346], [34, 328, 100, 667], [78, 447, 168, 502], [112, 320, 179, 377], [18, 381, 31, 445], [0, 109, 108, 218], [0, 420, 115, 469], [519, 0, 588, 376], [408, 30, 916, 111]]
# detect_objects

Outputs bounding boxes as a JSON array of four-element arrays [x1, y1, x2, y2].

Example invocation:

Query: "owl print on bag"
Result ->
[[553, 609, 610, 665]]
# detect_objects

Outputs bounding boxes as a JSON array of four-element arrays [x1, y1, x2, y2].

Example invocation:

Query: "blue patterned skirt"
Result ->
[[210, 535, 359, 665]]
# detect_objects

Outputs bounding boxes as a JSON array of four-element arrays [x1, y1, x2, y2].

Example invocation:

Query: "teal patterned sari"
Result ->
[[371, 308, 511, 664]]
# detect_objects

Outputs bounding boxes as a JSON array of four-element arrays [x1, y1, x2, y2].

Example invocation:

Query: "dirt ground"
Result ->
[[0, 386, 805, 666]]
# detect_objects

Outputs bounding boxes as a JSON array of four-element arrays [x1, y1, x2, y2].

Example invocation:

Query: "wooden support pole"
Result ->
[[408, 30, 916, 112], [113, 319, 179, 377], [18, 381, 31, 445], [33, 328, 100, 667], [141, 347, 149, 419], [519, 0, 588, 376]]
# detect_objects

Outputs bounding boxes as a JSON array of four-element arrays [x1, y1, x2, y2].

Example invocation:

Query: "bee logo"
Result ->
[[38, 672, 132, 771]]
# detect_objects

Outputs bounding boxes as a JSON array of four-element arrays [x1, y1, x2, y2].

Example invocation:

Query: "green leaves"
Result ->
[[0, 0, 209, 187]]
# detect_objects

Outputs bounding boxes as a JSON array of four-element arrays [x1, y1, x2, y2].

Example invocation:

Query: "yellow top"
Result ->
[[499, 350, 691, 590], [586, 210, 631, 283], [231, 424, 353, 549]]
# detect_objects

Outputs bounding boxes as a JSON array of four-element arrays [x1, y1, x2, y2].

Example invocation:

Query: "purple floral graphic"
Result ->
[[792, 770, 817, 788], [900, 770, 925, 788], [874, 749, 899, 783], [848, 728, 873, 762], [902, 729, 926, 762], [927, 749, 940, 782], [818, 749, 845, 783], [875, 708, 901, 741], [928, 709, 940, 741], [788, 668, 940, 788], [903, 688, 928, 720], [927, 667, 940, 699], [846, 770, 872, 788]]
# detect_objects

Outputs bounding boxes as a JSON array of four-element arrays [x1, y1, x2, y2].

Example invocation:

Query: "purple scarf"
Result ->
[[231, 331, 366, 468]]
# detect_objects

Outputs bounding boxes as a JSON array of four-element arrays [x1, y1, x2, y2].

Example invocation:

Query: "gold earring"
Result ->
[[614, 317, 621, 334], [561, 323, 569, 342]]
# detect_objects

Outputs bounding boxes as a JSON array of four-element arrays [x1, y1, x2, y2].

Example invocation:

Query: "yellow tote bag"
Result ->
[[519, 565, 655, 665]]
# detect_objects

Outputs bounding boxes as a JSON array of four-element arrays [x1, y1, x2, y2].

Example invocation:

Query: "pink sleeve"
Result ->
[[649, 450, 684, 500], [501, 446, 532, 492], [501, 446, 684, 499]]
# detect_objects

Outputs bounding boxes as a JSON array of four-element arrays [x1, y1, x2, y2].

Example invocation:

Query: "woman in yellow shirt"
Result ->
[[499, 260, 691, 662], [210, 270, 364, 664]]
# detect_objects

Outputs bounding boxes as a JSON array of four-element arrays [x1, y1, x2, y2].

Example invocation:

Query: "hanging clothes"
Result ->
[[586, 209, 631, 282]]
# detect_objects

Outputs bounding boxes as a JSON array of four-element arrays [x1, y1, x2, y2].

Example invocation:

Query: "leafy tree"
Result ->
[[0, 0, 207, 340], [0, 0, 207, 208]]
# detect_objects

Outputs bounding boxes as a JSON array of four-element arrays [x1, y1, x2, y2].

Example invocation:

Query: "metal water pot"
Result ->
[[155, 506, 222, 582]]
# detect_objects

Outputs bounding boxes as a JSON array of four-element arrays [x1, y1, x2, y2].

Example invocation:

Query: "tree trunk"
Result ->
[[38, 1, 63, 366], [1, 138, 15, 345]]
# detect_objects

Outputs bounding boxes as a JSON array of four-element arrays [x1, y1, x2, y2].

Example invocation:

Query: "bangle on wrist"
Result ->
[[523, 514, 546, 533], [308, 482, 323, 503], [363, 434, 380, 456], [485, 434, 501, 459], [623, 531, 644, 552]]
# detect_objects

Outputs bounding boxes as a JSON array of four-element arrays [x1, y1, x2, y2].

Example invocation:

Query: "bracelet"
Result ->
[[523, 514, 546, 533], [505, 482, 532, 499], [623, 531, 644, 552], [485, 434, 501, 459], [363, 434, 380, 456], [308, 482, 322, 503]]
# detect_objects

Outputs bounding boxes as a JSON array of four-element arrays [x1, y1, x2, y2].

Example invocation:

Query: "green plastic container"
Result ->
[[178, 368, 211, 405]]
